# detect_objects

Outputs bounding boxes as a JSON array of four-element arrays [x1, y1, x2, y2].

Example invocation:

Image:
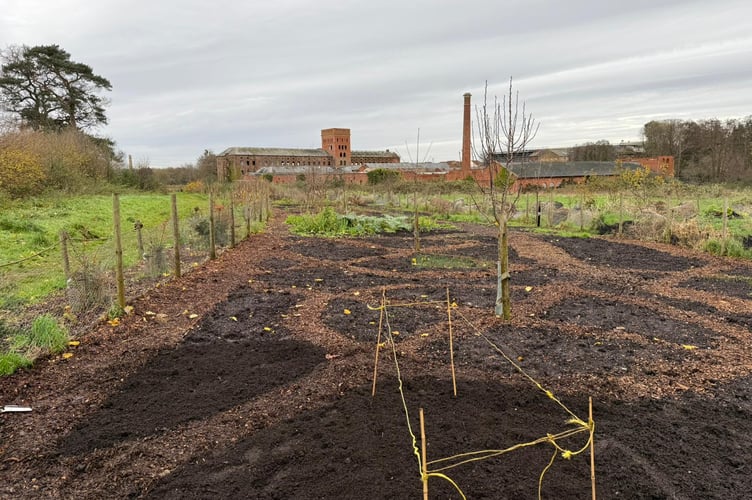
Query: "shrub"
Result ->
[[0, 148, 46, 197], [67, 258, 110, 313], [367, 168, 400, 185], [184, 180, 206, 193]]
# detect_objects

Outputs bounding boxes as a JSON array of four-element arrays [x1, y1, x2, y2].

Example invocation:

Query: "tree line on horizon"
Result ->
[[565, 118, 752, 183]]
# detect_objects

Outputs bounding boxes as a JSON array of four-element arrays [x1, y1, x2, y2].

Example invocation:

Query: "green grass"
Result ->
[[0, 192, 209, 310], [1, 314, 69, 377], [0, 352, 32, 376], [10, 314, 69, 354]]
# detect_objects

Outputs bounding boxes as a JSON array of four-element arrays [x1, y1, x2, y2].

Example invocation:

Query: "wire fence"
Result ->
[[0, 180, 271, 318]]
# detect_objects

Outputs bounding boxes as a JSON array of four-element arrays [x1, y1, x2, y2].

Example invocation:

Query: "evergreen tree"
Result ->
[[0, 45, 111, 131]]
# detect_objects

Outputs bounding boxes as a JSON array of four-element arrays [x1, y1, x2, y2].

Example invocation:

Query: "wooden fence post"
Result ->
[[60, 230, 71, 281], [245, 194, 251, 238], [113, 194, 126, 309], [135, 220, 144, 258], [171, 194, 181, 278], [209, 190, 217, 260], [229, 194, 236, 248]]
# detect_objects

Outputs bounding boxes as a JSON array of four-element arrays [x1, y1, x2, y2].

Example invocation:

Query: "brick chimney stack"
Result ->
[[462, 92, 472, 174]]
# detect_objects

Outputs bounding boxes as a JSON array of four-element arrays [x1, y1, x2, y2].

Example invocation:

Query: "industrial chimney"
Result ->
[[462, 93, 472, 174]]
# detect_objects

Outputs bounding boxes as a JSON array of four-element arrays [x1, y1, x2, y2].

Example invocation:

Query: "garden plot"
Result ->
[[2, 218, 752, 499]]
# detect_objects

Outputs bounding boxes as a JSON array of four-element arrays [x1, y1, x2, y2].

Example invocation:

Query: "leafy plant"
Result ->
[[287, 208, 417, 236]]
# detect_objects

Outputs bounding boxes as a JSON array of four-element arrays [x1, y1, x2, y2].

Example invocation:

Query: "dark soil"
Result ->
[[2, 213, 752, 499]]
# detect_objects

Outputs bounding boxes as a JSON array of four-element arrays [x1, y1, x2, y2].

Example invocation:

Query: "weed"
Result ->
[[0, 352, 32, 376], [11, 314, 69, 354], [107, 303, 125, 320]]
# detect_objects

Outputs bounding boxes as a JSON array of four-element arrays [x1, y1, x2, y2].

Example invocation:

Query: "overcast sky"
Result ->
[[2, 0, 751, 166]]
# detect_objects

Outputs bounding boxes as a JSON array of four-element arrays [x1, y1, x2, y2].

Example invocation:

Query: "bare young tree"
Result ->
[[474, 78, 539, 319]]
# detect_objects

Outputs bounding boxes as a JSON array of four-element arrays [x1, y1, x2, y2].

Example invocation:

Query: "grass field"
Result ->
[[0, 192, 209, 311]]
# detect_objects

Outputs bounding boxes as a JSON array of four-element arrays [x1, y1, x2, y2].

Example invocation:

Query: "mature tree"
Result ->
[[643, 117, 752, 182], [474, 78, 538, 319], [0, 44, 111, 131], [196, 149, 218, 184], [570, 140, 616, 162]]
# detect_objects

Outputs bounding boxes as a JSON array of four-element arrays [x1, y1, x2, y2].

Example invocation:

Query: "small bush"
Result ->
[[67, 257, 110, 313], [702, 238, 752, 258], [0, 352, 32, 376]]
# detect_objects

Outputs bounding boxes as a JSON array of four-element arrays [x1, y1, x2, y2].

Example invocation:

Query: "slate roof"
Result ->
[[506, 161, 642, 179], [352, 150, 400, 158], [362, 162, 451, 171], [218, 147, 330, 157], [252, 165, 362, 175]]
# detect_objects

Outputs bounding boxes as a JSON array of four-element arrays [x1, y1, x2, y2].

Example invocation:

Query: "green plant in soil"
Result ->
[[10, 314, 69, 354], [0, 352, 32, 376]]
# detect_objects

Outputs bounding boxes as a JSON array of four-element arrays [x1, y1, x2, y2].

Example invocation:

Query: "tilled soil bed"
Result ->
[[2, 213, 752, 499]]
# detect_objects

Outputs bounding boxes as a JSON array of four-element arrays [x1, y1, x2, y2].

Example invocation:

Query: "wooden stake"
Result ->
[[371, 289, 386, 397], [171, 194, 181, 278], [59, 230, 70, 281], [245, 193, 251, 238], [590, 396, 596, 500], [209, 190, 217, 260], [229, 194, 236, 248], [447, 287, 457, 397], [135, 219, 144, 258], [112, 194, 126, 309], [420, 407, 428, 500]]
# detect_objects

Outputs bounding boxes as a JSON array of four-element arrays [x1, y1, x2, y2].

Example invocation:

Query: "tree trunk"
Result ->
[[495, 220, 511, 319]]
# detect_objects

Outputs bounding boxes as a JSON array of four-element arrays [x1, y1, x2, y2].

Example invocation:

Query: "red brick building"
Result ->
[[216, 128, 399, 181]]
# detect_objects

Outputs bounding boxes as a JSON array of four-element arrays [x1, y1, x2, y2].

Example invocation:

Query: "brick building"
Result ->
[[216, 128, 399, 181]]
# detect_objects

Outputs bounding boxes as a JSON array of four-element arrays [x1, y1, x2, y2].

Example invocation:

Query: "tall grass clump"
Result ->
[[703, 238, 752, 258], [0, 352, 33, 376], [11, 314, 69, 354]]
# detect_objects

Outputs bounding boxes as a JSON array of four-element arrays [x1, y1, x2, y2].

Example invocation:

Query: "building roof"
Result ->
[[352, 150, 400, 158], [218, 147, 330, 157], [362, 162, 451, 171], [252, 165, 363, 175], [506, 161, 642, 179]]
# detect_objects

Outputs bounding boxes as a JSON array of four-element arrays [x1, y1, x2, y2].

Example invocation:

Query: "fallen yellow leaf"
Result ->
[[420, 333, 429, 337], [263, 326, 273, 332], [107, 318, 120, 326], [230, 316, 237, 321], [62, 352, 73, 359], [343, 309, 351, 315], [682, 344, 697, 350], [188, 313, 198, 319], [392, 331, 400, 336], [525, 286, 533, 292], [68, 340, 80, 347]]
